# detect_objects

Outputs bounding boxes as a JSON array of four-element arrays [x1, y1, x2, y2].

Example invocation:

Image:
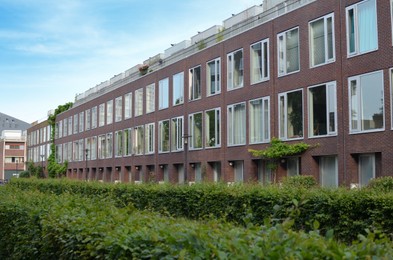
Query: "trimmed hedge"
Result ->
[[8, 178, 393, 242], [1, 185, 393, 258]]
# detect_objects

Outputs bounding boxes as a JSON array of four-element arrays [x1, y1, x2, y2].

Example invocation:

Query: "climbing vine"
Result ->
[[47, 102, 73, 178], [249, 137, 315, 170]]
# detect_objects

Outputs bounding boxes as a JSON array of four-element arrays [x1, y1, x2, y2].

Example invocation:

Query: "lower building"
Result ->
[[0, 130, 27, 180]]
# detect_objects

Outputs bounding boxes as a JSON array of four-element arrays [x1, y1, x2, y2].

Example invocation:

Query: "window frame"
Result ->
[[227, 102, 246, 146], [158, 119, 170, 153], [227, 49, 244, 90], [277, 27, 300, 76], [135, 88, 144, 117], [307, 81, 337, 138], [98, 103, 105, 127], [146, 83, 155, 114], [250, 38, 270, 84], [309, 13, 335, 68], [189, 112, 203, 150], [173, 72, 184, 106], [124, 92, 132, 119], [145, 123, 155, 154], [115, 96, 123, 122], [346, 0, 378, 57], [159, 78, 169, 110], [171, 116, 184, 152], [348, 70, 384, 134], [189, 65, 202, 101], [249, 96, 270, 144], [278, 88, 304, 140], [91, 106, 97, 129], [206, 57, 221, 96], [205, 108, 221, 148]]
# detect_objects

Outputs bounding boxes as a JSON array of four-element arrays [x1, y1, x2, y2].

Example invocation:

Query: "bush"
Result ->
[[367, 176, 393, 192], [281, 175, 318, 189], [18, 171, 30, 178], [1, 185, 393, 258]]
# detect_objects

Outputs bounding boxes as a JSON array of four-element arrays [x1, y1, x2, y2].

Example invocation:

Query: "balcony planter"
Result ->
[[139, 64, 149, 75]]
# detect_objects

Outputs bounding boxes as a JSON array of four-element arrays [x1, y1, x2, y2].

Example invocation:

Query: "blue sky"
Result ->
[[0, 0, 261, 124]]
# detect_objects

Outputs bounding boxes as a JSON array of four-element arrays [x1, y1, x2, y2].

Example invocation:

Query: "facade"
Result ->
[[28, 0, 393, 187], [0, 130, 27, 180], [26, 120, 51, 174]]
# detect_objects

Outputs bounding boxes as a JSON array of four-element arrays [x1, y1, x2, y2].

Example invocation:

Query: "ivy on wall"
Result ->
[[47, 102, 73, 178]]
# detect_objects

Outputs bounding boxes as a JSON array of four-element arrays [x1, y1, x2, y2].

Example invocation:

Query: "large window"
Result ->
[[99, 103, 105, 127], [106, 100, 113, 125], [79, 112, 84, 133], [123, 128, 132, 156], [207, 58, 221, 96], [159, 120, 170, 153], [205, 108, 220, 148], [106, 133, 113, 158], [278, 27, 300, 76], [135, 88, 143, 117], [189, 112, 203, 150], [146, 83, 155, 114], [346, 0, 378, 56], [279, 89, 303, 140], [319, 156, 338, 188], [115, 96, 122, 122], [171, 116, 183, 151], [359, 153, 375, 187], [124, 92, 132, 119], [249, 97, 270, 144], [287, 157, 300, 177], [159, 78, 169, 109], [309, 13, 335, 67], [63, 118, 68, 137], [73, 114, 78, 134], [173, 72, 184, 105], [98, 134, 106, 159], [91, 136, 97, 160], [227, 49, 244, 90], [133, 126, 144, 155], [189, 66, 201, 100], [145, 123, 155, 154], [68, 116, 73, 135], [349, 70, 384, 133], [115, 130, 123, 157], [227, 102, 246, 146], [250, 39, 269, 84], [91, 107, 97, 129], [85, 109, 91, 131], [308, 82, 337, 137]]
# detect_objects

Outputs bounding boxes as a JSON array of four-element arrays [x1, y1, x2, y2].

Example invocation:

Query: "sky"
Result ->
[[0, 0, 262, 124]]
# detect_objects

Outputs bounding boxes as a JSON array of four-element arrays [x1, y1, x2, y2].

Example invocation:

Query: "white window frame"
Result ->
[[348, 70, 384, 133], [85, 109, 91, 131], [106, 100, 113, 125], [159, 78, 169, 110], [133, 125, 144, 155], [308, 81, 337, 138], [346, 0, 378, 57], [145, 123, 155, 154], [249, 96, 270, 144], [73, 114, 78, 134], [189, 65, 202, 101], [278, 89, 304, 140], [205, 108, 221, 148], [124, 92, 132, 119], [227, 102, 246, 146], [189, 112, 203, 150], [106, 133, 113, 159], [277, 27, 300, 76], [115, 130, 123, 158], [319, 156, 338, 188], [227, 49, 244, 90], [158, 119, 170, 153], [135, 88, 144, 117], [79, 112, 84, 133], [123, 128, 132, 157], [171, 116, 184, 152], [206, 57, 221, 96], [173, 72, 184, 106], [115, 96, 123, 122], [146, 83, 155, 114], [91, 107, 97, 129], [68, 116, 73, 135], [250, 38, 269, 84], [359, 153, 376, 187], [309, 13, 335, 68], [99, 103, 105, 127]]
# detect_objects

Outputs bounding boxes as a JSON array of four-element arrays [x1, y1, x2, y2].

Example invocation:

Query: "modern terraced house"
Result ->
[[27, 0, 393, 188]]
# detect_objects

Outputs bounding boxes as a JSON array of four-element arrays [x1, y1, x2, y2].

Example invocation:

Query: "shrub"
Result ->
[[367, 176, 393, 192], [281, 175, 318, 189]]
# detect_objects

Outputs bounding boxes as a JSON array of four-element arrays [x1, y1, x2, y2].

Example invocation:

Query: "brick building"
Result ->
[[28, 0, 393, 187], [0, 131, 27, 180]]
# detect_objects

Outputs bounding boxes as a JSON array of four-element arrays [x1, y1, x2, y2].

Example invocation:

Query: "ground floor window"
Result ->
[[359, 153, 375, 187], [234, 161, 244, 183], [256, 160, 272, 184], [287, 157, 300, 177], [319, 156, 338, 187]]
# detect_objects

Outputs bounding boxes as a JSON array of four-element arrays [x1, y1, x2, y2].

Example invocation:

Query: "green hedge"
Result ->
[[0, 185, 393, 259], [8, 178, 393, 242]]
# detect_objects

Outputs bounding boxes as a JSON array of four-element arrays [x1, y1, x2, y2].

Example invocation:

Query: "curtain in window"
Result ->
[[250, 99, 263, 143], [358, 0, 377, 53], [320, 156, 337, 187], [234, 104, 245, 144]]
